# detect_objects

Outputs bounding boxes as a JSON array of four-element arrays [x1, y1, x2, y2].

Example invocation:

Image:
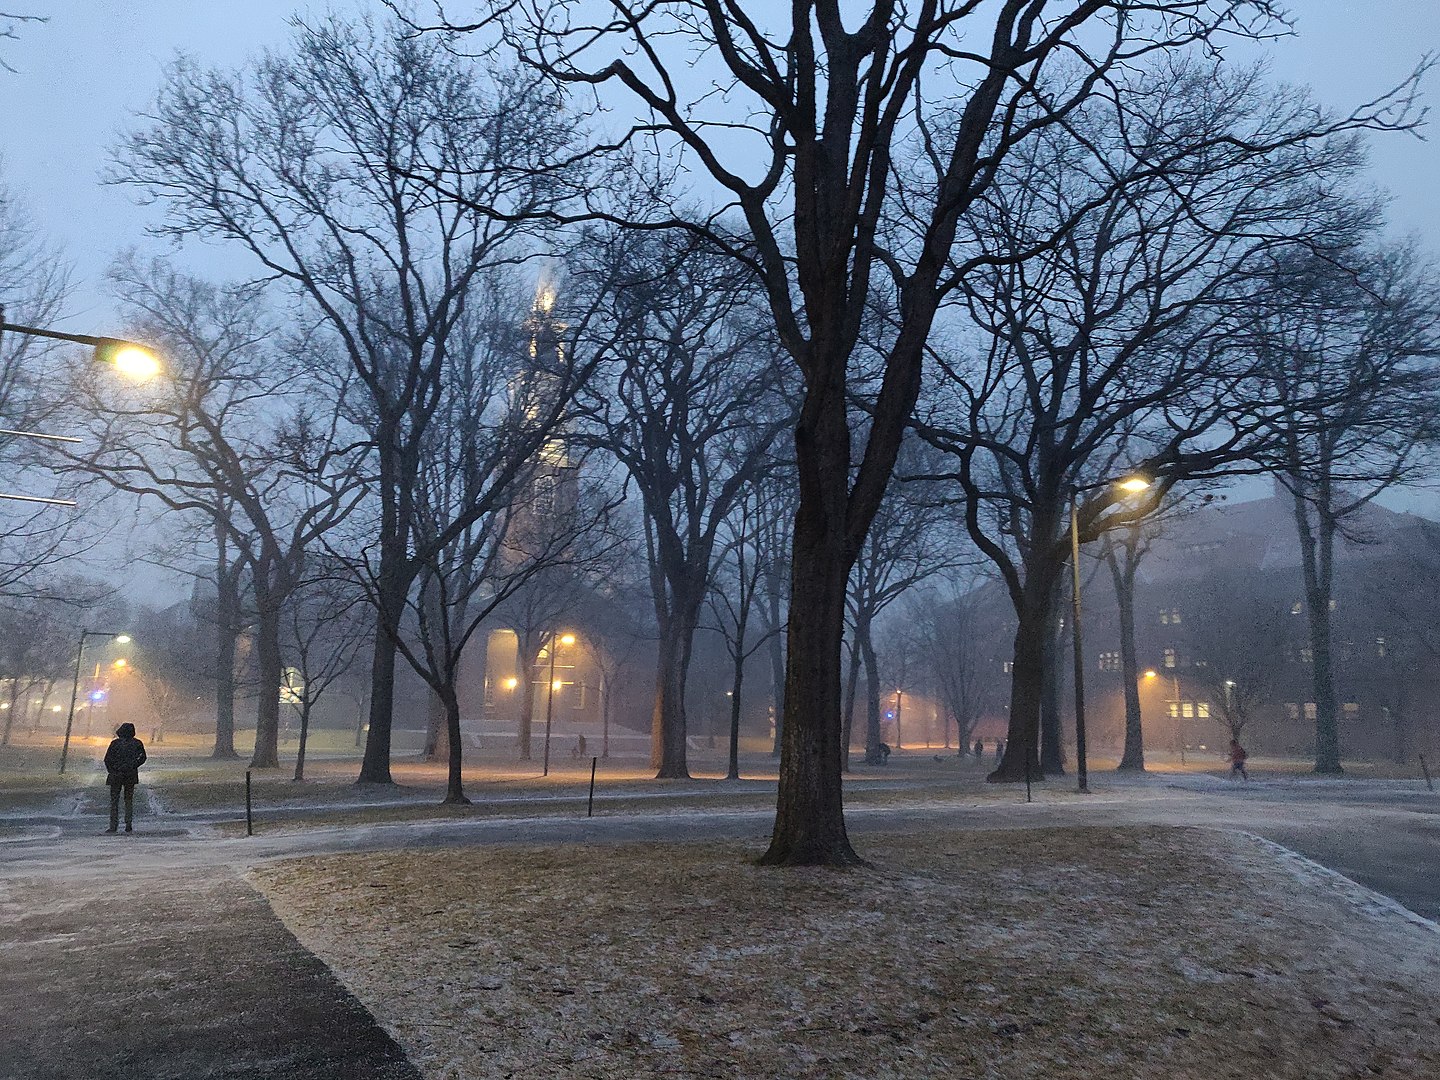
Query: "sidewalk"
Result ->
[[0, 855, 420, 1079]]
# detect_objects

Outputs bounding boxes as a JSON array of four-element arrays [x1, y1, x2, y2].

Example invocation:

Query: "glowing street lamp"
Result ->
[[0, 309, 162, 383], [58, 630, 132, 775]]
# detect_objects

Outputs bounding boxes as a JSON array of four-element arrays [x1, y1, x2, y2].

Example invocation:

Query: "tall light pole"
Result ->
[[59, 630, 131, 775], [1070, 475, 1152, 794], [541, 632, 575, 777]]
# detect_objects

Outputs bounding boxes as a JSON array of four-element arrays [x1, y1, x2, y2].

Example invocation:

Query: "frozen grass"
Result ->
[[251, 826, 1440, 1080]]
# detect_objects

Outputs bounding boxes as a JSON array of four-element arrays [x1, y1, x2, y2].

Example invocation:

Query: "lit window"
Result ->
[[1163, 648, 1177, 669], [1328, 599, 1337, 611], [1285, 703, 1300, 720], [1292, 601, 1303, 615], [1196, 702, 1210, 718], [1343, 702, 1360, 717], [1098, 651, 1120, 672], [1002, 660, 1014, 674], [1299, 646, 1313, 664], [1181, 702, 1195, 718], [1167, 702, 1180, 718], [483, 677, 496, 707], [1303, 702, 1317, 720], [1169, 608, 1182, 625], [1376, 637, 1387, 658]]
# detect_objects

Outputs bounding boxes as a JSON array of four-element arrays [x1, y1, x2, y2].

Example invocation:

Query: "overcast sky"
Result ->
[[2, 1, 1437, 332]]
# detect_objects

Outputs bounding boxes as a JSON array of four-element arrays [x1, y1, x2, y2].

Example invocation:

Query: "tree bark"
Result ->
[[767, 607, 785, 758], [1040, 581, 1067, 776], [211, 547, 241, 760], [1109, 539, 1146, 771], [840, 632, 861, 771], [358, 595, 402, 783], [759, 423, 861, 865], [861, 629, 883, 764], [650, 590, 701, 779], [1292, 490, 1343, 774], [293, 701, 312, 782], [441, 682, 469, 804], [422, 688, 449, 762], [249, 600, 283, 769], [989, 563, 1064, 783], [517, 630, 542, 760], [726, 664, 744, 780]]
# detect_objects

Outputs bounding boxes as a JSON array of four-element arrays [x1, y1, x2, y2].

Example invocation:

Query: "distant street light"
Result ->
[[58, 630, 132, 775], [1071, 474, 1151, 794]]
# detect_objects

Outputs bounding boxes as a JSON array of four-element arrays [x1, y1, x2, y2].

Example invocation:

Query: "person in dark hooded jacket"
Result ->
[[104, 723, 147, 833]]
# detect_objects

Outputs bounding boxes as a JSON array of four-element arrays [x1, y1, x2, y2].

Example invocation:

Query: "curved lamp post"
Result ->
[[58, 631, 131, 775], [1070, 475, 1152, 793]]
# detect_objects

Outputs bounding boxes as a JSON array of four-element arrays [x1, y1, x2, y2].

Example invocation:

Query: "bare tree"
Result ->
[[910, 582, 998, 757], [424, 0, 1397, 864], [282, 564, 369, 782], [1249, 242, 1440, 773], [915, 59, 1403, 783], [63, 258, 361, 769], [111, 12, 578, 785], [582, 230, 791, 778]]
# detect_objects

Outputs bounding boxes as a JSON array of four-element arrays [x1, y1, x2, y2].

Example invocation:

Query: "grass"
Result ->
[[252, 825, 1440, 1080]]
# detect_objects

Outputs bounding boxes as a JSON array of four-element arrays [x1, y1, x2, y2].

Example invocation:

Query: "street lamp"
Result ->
[[58, 630, 131, 775], [0, 309, 162, 381], [541, 631, 576, 777], [1070, 474, 1151, 793]]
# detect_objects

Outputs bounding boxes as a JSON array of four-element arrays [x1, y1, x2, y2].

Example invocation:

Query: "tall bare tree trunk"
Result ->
[[650, 591, 701, 779], [840, 633, 861, 771], [211, 527, 241, 760], [1109, 536, 1146, 771], [250, 601, 283, 769], [441, 682, 469, 804], [990, 559, 1064, 782], [1292, 490, 1343, 774], [861, 629, 882, 764]]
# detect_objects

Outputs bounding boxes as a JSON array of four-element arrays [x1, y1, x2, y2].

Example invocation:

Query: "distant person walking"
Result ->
[[1228, 738, 1249, 782], [104, 722, 147, 833]]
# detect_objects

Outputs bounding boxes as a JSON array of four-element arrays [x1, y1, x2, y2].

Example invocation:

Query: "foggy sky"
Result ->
[[3, 1, 1436, 332]]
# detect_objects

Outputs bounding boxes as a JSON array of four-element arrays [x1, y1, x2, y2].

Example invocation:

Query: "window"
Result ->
[[483, 676, 496, 707], [533, 473, 557, 515], [1343, 702, 1360, 717], [1181, 702, 1194, 718], [1376, 637, 1388, 658], [1303, 702, 1317, 720], [1299, 646, 1313, 665], [572, 683, 588, 710], [1163, 648, 1177, 669], [1167, 702, 1179, 719], [1291, 601, 1303, 615], [1098, 651, 1121, 672], [1158, 607, 1182, 625], [1285, 702, 1300, 720], [1002, 660, 1014, 674], [1196, 702, 1210, 718], [1329, 598, 1337, 611]]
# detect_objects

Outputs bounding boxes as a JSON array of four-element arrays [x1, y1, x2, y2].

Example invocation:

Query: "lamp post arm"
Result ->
[[0, 319, 108, 349]]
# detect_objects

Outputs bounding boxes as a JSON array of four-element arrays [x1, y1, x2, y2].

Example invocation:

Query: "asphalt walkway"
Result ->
[[0, 851, 420, 1080]]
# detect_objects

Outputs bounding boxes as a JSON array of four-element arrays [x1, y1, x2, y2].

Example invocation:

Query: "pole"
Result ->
[[542, 631, 558, 777], [1175, 674, 1185, 765], [58, 631, 88, 775], [588, 756, 598, 817], [1070, 495, 1090, 793], [245, 770, 253, 836], [1421, 754, 1435, 793]]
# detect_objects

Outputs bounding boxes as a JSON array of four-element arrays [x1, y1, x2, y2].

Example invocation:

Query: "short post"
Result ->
[[1024, 747, 1033, 804], [245, 770, 253, 836], [1421, 754, 1435, 793], [587, 756, 598, 817]]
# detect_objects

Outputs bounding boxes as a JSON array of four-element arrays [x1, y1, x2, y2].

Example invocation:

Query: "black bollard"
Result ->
[[587, 756, 598, 817], [1421, 755, 1435, 793], [245, 770, 253, 836]]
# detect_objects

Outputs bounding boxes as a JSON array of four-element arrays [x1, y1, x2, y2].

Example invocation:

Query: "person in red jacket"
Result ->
[[104, 722, 148, 833], [1228, 738, 1249, 782]]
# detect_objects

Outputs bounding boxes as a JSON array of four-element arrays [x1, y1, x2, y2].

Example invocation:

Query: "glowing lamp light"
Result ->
[[51, 705, 62, 713], [114, 634, 132, 644], [113, 658, 127, 669], [559, 633, 576, 646], [1143, 669, 1158, 679], [552, 679, 563, 692], [503, 677, 519, 691], [1116, 476, 1152, 494], [89, 690, 106, 702], [884, 710, 895, 721], [94, 340, 162, 381]]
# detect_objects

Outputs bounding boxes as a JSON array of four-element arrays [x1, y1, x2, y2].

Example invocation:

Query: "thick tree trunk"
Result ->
[[1292, 493, 1342, 774], [1040, 582, 1066, 776], [517, 632, 542, 760], [211, 559, 241, 760], [862, 632, 883, 764], [759, 467, 860, 866], [292, 702, 312, 782], [441, 683, 469, 805], [249, 602, 283, 769], [840, 633, 861, 770], [358, 593, 402, 783], [1110, 544, 1145, 771], [990, 564, 1063, 783], [726, 664, 744, 780], [422, 688, 448, 762], [650, 592, 701, 779]]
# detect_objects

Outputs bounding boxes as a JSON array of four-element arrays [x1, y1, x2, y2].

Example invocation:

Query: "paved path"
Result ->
[[2, 769, 1437, 1078]]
